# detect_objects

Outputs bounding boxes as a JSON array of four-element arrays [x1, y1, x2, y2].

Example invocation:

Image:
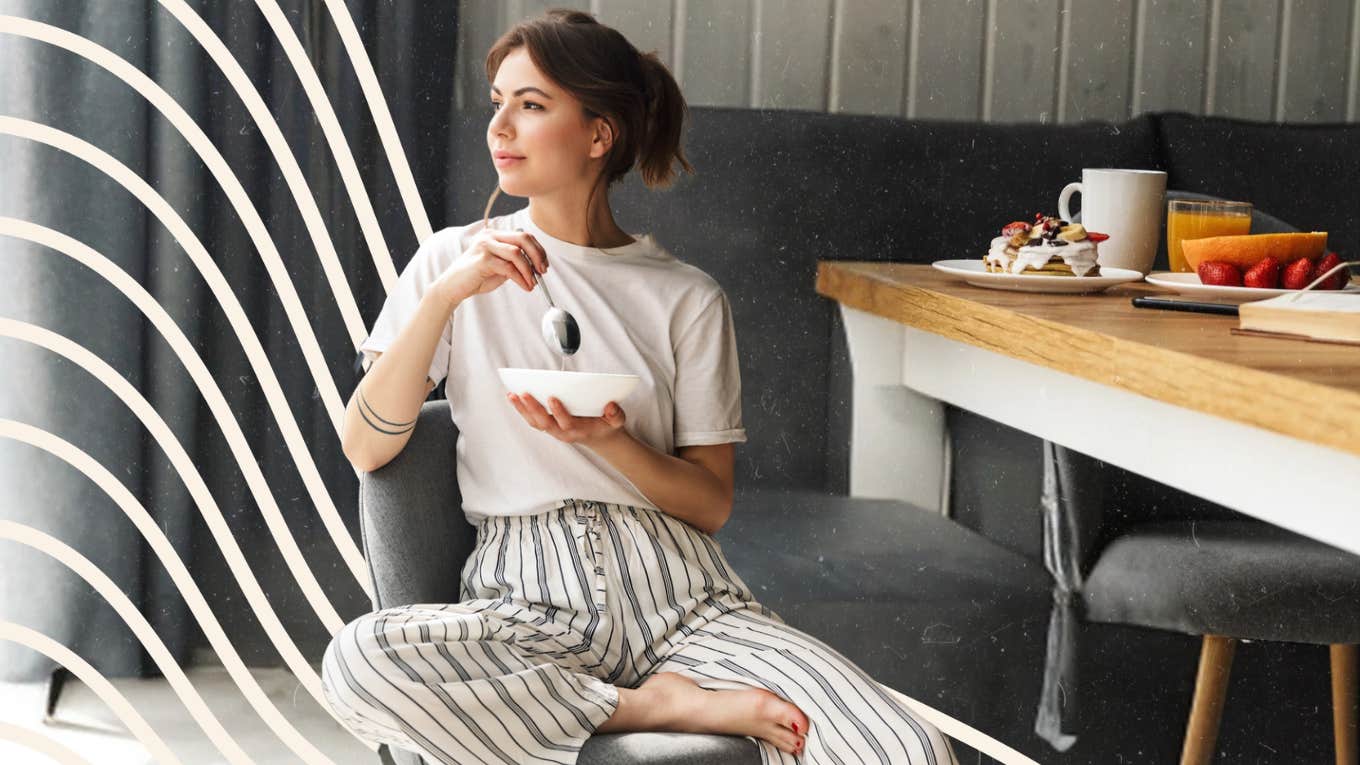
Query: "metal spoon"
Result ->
[[515, 227, 580, 355]]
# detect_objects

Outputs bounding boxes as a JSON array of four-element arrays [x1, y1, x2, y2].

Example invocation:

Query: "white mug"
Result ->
[[1057, 169, 1167, 274]]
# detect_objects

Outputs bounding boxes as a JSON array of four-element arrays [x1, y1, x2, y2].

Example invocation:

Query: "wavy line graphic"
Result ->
[[0, 15, 350, 433], [249, 0, 400, 290], [0, 116, 373, 599], [0, 7, 1027, 765], [0, 412, 342, 720], [0, 327, 371, 753], [0, 518, 359, 761], [0, 622, 183, 764], [322, 0, 435, 243], [0, 219, 349, 634], [0, 4, 425, 760], [0, 722, 90, 765], [151, 0, 387, 332], [884, 688, 1039, 765], [0, 524, 258, 764]]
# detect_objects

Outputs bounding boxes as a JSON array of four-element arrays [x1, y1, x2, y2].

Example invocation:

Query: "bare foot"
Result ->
[[639, 671, 809, 754]]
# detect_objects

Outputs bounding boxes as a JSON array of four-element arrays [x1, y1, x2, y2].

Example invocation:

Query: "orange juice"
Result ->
[[1167, 202, 1252, 272]]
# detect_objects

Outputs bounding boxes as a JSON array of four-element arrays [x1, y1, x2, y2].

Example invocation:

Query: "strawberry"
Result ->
[[1197, 261, 1242, 287], [1243, 257, 1281, 289], [1001, 221, 1031, 237], [1282, 257, 1314, 290], [1311, 252, 1349, 289], [1330, 252, 1351, 287], [1086, 231, 1110, 243]]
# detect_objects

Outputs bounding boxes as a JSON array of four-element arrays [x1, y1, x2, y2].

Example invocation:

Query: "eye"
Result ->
[[490, 99, 543, 112]]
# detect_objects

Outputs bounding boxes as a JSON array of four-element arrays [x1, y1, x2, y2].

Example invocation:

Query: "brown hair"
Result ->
[[481, 8, 694, 240]]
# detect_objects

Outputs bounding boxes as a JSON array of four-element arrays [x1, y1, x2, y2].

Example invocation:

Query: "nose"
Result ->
[[489, 106, 513, 137]]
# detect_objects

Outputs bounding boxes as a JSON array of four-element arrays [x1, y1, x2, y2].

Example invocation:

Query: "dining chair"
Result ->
[[1034, 441, 1360, 765]]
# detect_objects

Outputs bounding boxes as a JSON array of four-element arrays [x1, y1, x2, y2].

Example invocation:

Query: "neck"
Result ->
[[528, 192, 634, 249]]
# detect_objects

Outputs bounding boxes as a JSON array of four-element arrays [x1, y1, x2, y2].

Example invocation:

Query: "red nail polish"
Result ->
[[792, 723, 799, 734]]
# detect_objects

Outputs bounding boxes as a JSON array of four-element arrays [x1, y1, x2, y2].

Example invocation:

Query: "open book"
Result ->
[[1237, 291, 1360, 344]]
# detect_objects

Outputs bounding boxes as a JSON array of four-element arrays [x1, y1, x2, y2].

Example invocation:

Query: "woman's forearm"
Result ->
[[342, 289, 458, 471], [585, 431, 731, 535]]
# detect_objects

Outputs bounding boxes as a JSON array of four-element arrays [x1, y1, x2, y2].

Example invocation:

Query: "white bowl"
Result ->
[[496, 368, 641, 417]]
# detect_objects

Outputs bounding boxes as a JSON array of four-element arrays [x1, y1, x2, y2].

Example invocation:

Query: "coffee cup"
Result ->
[[1057, 169, 1167, 274]]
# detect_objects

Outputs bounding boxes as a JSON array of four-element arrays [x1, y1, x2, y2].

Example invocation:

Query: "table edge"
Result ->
[[815, 261, 1360, 459]]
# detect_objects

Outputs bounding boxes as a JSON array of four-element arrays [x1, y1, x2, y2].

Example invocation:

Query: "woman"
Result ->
[[321, 9, 957, 764]]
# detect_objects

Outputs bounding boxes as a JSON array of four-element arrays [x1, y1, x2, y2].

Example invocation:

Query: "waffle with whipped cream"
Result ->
[[985, 214, 1107, 277]]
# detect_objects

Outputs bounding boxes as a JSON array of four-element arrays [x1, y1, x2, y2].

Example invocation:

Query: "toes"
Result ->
[[766, 723, 806, 755], [768, 728, 799, 753]]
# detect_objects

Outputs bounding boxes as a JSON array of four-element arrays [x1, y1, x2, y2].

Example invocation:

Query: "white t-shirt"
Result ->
[[359, 206, 747, 524]]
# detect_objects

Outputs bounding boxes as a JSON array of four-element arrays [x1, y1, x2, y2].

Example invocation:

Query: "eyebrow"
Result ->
[[490, 85, 554, 99]]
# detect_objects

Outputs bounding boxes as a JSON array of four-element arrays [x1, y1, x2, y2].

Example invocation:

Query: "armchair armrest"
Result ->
[[358, 400, 475, 609]]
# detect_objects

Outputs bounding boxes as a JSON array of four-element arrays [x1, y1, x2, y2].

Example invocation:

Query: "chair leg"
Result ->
[[1334, 644, 1358, 765], [1180, 635, 1237, 765]]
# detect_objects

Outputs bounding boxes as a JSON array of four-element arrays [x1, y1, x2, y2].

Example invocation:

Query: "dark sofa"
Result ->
[[360, 110, 1360, 763]]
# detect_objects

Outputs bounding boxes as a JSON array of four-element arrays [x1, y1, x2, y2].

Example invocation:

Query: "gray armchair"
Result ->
[[357, 396, 1054, 763], [358, 400, 762, 765]]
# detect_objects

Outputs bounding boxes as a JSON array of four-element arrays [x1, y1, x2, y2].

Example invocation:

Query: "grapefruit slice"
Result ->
[[1180, 232, 1327, 270]]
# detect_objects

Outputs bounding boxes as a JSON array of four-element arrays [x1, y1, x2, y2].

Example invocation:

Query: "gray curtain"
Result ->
[[0, 0, 457, 680]]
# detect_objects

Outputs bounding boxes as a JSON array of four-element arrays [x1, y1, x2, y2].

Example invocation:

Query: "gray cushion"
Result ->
[[387, 735, 757, 765], [580, 733, 757, 764], [385, 735, 757, 765], [1083, 521, 1360, 644], [718, 488, 1052, 746], [720, 488, 1049, 605]]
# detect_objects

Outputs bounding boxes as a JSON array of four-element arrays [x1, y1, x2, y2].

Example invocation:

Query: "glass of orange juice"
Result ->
[[1167, 199, 1252, 272]]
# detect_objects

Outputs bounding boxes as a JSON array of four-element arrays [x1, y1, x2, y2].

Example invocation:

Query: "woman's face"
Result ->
[[487, 47, 613, 198]]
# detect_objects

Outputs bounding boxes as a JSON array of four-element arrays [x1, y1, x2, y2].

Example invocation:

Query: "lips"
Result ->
[[493, 150, 525, 169]]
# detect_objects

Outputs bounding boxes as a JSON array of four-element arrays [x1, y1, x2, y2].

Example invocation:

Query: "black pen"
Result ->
[[1130, 296, 1240, 316]]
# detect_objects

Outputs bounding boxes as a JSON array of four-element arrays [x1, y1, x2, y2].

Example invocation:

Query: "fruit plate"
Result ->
[[931, 260, 1145, 294], [1144, 271, 1360, 304]]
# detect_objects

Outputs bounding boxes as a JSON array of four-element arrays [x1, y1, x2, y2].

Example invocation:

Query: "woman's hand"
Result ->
[[507, 393, 627, 448], [434, 228, 548, 305]]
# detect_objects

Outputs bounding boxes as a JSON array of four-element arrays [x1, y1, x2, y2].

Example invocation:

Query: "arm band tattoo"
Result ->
[[357, 384, 417, 435]]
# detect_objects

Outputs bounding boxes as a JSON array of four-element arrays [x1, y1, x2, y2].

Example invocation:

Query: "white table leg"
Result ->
[[839, 306, 947, 514]]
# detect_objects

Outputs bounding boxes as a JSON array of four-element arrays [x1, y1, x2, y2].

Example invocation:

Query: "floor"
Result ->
[[0, 660, 376, 764]]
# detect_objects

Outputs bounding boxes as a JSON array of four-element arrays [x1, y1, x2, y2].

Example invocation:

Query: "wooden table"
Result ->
[[815, 262, 1360, 556]]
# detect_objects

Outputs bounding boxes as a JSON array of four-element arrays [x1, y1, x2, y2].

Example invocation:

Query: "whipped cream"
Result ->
[[986, 235, 1100, 277]]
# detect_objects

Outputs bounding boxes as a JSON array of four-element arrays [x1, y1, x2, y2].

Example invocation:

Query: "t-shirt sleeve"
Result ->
[[672, 288, 747, 448], [358, 228, 462, 386]]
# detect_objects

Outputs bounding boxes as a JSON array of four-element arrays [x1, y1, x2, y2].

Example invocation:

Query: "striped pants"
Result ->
[[322, 499, 958, 764]]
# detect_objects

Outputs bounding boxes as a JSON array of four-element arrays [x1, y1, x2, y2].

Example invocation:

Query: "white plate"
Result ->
[[931, 259, 1145, 294], [1144, 271, 1360, 304], [497, 368, 640, 418]]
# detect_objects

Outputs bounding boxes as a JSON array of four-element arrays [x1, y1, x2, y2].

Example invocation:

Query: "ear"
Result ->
[[589, 116, 615, 159]]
